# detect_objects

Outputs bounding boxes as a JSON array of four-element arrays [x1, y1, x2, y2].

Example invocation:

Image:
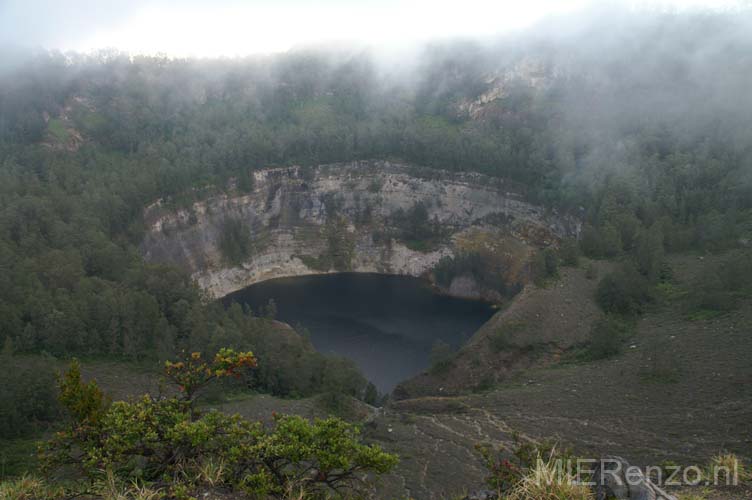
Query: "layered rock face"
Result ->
[[141, 161, 579, 298]]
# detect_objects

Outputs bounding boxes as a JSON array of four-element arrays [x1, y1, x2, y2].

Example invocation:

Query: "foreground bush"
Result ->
[[0, 354, 59, 439], [39, 349, 398, 499]]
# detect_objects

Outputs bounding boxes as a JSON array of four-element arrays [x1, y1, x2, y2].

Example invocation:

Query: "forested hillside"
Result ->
[[1, 8, 751, 443]]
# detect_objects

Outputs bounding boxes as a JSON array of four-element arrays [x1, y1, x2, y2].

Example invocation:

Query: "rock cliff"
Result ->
[[141, 161, 579, 298]]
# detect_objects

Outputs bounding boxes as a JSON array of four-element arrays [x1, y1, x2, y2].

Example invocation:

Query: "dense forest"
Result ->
[[0, 9, 751, 441]]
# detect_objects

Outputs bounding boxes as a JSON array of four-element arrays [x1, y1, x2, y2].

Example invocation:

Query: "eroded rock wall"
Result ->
[[141, 161, 579, 298]]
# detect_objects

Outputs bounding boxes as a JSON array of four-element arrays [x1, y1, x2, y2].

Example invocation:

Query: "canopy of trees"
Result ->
[[0, 10, 750, 403]]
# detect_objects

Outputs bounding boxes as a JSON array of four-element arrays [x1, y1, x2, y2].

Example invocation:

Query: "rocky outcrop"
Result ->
[[141, 161, 579, 298]]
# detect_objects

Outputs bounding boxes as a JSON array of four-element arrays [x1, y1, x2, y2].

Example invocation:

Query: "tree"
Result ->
[[587, 316, 627, 360], [41, 351, 397, 498], [164, 348, 257, 403], [364, 382, 380, 406], [600, 224, 623, 258], [635, 223, 665, 282], [0, 357, 59, 438], [531, 248, 558, 286], [218, 218, 253, 265], [558, 238, 580, 267], [596, 264, 652, 315], [580, 224, 604, 258]]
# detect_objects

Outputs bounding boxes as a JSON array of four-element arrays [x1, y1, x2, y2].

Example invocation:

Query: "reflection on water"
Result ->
[[223, 273, 496, 392]]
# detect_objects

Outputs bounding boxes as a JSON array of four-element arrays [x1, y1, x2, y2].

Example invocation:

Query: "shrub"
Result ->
[[390, 201, 444, 251], [596, 264, 652, 315], [478, 435, 579, 496], [433, 252, 512, 296], [634, 224, 665, 282], [0, 356, 60, 438], [477, 445, 522, 492], [531, 248, 558, 286], [218, 218, 252, 265], [687, 251, 752, 317], [165, 348, 258, 402], [587, 316, 629, 360], [580, 225, 603, 258], [40, 350, 398, 499], [600, 224, 623, 258], [559, 239, 580, 267]]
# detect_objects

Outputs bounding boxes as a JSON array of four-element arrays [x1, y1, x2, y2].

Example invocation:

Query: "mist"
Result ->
[[1, 3, 751, 210]]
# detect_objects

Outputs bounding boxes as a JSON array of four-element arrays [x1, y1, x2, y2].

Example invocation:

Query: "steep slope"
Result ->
[[37, 255, 749, 499], [141, 161, 579, 299], [395, 262, 609, 398]]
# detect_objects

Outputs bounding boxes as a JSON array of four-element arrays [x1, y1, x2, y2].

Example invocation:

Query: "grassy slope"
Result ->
[[371, 253, 752, 498], [395, 260, 611, 398], [2, 255, 749, 499]]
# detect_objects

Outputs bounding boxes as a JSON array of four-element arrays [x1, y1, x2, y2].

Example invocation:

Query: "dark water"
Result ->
[[223, 273, 496, 392]]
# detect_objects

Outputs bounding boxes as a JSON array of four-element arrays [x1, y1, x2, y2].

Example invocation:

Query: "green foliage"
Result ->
[[0, 43, 749, 453], [363, 382, 380, 406], [316, 356, 370, 415], [531, 248, 558, 286], [1, 437, 43, 478], [236, 170, 255, 193], [243, 414, 399, 497], [596, 264, 652, 315], [390, 202, 444, 251], [477, 433, 576, 494], [299, 217, 356, 272], [41, 355, 398, 498], [46, 118, 69, 142], [558, 239, 580, 267], [476, 444, 522, 493], [600, 224, 623, 258], [218, 218, 252, 266], [0, 357, 59, 439], [687, 250, 752, 317], [164, 349, 257, 402], [580, 225, 604, 259], [57, 359, 109, 426], [586, 316, 631, 360], [0, 45, 747, 370], [581, 223, 632, 259], [433, 252, 519, 296], [323, 217, 355, 272], [634, 224, 665, 282]]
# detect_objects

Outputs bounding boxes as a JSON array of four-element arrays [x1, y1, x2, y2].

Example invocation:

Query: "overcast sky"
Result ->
[[0, 0, 743, 57]]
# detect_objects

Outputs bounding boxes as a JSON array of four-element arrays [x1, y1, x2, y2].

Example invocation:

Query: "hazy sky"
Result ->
[[0, 0, 742, 57]]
